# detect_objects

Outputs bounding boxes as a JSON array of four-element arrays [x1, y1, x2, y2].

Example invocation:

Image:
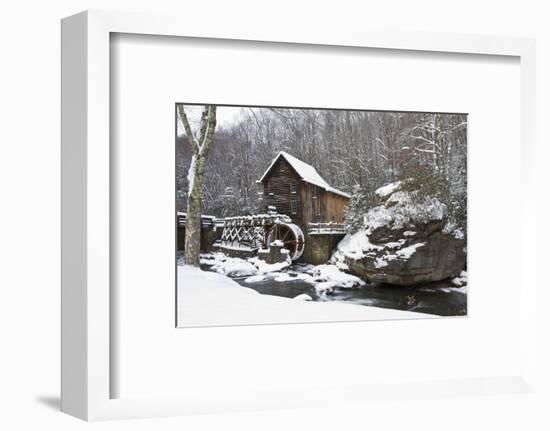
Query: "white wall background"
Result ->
[[0, 0, 548, 430]]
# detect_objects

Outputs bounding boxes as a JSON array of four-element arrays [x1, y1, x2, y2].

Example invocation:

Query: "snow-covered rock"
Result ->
[[274, 273, 294, 282], [313, 281, 337, 296], [244, 274, 267, 283], [201, 251, 291, 277], [333, 182, 466, 286], [249, 255, 291, 273], [451, 270, 468, 287], [300, 264, 367, 296], [211, 258, 258, 277]]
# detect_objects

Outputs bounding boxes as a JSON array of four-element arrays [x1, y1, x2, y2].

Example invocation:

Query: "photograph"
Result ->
[[176, 104, 467, 327]]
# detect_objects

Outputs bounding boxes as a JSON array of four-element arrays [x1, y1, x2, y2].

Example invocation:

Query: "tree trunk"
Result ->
[[184, 155, 207, 266], [180, 105, 217, 266]]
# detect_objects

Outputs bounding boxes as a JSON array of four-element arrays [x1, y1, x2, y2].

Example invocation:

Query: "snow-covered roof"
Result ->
[[258, 151, 351, 198]]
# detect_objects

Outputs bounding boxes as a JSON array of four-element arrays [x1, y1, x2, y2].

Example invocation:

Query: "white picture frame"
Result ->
[[61, 9, 538, 421]]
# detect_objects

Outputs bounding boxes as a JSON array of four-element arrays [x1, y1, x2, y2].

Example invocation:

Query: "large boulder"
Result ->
[[333, 182, 466, 286]]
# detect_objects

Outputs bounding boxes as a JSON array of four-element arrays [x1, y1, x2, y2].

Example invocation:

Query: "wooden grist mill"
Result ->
[[213, 152, 351, 264], [219, 213, 305, 260]]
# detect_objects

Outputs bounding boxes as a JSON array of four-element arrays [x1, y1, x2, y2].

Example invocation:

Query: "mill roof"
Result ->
[[258, 151, 350, 199]]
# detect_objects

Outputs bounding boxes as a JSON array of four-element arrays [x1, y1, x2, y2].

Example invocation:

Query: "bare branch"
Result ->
[[409, 135, 438, 146], [177, 105, 199, 153], [414, 148, 435, 154], [268, 108, 292, 120], [247, 108, 262, 131]]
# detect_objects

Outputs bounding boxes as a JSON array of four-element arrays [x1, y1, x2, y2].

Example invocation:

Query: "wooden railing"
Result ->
[[307, 222, 347, 235]]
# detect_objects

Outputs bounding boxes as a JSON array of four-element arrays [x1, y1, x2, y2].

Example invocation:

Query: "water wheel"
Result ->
[[267, 223, 305, 261]]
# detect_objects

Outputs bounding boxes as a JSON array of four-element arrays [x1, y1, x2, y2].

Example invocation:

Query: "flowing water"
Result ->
[[231, 268, 467, 317]]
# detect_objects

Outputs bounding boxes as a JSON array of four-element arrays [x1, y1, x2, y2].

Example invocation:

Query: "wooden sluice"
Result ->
[[218, 213, 305, 261]]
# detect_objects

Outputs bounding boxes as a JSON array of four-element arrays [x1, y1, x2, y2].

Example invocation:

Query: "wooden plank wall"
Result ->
[[261, 157, 349, 227], [323, 193, 348, 223], [262, 158, 302, 221]]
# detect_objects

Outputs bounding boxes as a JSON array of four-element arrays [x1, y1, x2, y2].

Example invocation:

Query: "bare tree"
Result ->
[[177, 104, 217, 266]]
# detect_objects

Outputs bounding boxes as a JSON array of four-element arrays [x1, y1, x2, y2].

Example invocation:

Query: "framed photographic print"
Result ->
[[175, 104, 468, 328], [62, 10, 539, 421]]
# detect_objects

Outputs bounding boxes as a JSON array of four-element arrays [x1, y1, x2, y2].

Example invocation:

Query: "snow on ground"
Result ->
[[177, 265, 431, 327]]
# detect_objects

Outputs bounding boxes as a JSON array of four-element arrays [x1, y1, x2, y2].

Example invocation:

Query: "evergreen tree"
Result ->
[[345, 183, 376, 233]]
